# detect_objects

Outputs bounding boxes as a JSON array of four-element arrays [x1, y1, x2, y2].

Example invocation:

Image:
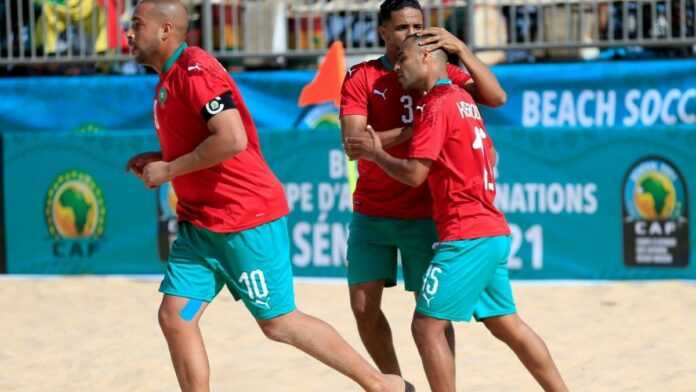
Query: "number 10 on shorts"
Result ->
[[239, 269, 269, 300]]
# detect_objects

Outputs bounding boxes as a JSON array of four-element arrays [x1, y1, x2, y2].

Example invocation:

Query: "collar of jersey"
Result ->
[[379, 55, 394, 71], [435, 78, 452, 86], [162, 42, 188, 74]]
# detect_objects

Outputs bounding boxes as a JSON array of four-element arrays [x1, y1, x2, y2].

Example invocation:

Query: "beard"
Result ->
[[131, 41, 156, 65]]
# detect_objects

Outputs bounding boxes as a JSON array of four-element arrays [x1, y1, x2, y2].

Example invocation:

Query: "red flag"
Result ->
[[298, 41, 346, 108]]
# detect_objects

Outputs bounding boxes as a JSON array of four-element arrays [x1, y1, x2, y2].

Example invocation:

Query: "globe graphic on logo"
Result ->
[[633, 171, 677, 220], [52, 181, 100, 238]]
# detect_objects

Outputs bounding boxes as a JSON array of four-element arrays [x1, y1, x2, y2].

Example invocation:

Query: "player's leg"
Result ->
[[482, 314, 568, 391], [258, 310, 412, 392], [400, 218, 456, 358], [220, 217, 413, 392], [350, 281, 401, 374], [471, 236, 567, 391], [158, 223, 224, 392], [158, 295, 211, 392], [347, 213, 401, 374], [413, 237, 506, 391], [411, 312, 455, 392]]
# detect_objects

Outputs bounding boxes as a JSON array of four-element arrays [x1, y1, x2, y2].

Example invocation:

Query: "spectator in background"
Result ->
[[0, 0, 40, 57], [36, 0, 126, 55]]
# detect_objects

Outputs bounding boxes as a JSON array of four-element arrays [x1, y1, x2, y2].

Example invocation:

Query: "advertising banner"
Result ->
[[2, 128, 694, 279]]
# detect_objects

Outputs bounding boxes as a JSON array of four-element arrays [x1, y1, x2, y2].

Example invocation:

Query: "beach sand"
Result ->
[[2, 278, 694, 391]]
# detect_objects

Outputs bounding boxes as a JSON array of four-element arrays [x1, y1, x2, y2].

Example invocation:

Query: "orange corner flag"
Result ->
[[298, 41, 346, 108]]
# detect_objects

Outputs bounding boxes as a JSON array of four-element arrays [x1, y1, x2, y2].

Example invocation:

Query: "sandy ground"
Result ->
[[1, 278, 695, 392]]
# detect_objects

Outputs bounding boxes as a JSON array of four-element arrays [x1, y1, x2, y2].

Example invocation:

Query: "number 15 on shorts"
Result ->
[[421, 265, 442, 307]]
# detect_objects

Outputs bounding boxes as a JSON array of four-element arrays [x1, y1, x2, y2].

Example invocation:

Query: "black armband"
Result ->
[[200, 91, 236, 121]]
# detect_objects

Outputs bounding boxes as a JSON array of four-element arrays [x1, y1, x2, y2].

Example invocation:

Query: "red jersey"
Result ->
[[408, 81, 509, 242], [154, 44, 288, 232], [340, 56, 470, 219]]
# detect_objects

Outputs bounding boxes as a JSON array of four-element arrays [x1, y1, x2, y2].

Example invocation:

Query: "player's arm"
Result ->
[[340, 64, 412, 156], [166, 108, 247, 178], [377, 124, 413, 149], [341, 116, 412, 160], [417, 27, 507, 107], [142, 98, 247, 187], [344, 128, 431, 187], [373, 152, 431, 187], [458, 48, 507, 107]]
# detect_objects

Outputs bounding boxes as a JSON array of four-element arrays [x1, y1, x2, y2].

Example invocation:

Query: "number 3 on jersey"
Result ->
[[472, 126, 495, 191], [400, 95, 413, 124]]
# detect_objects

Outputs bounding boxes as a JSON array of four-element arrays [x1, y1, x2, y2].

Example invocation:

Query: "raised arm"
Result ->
[[417, 27, 507, 107]]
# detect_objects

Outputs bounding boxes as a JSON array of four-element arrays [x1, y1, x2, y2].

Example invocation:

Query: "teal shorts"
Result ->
[[416, 236, 516, 322], [347, 213, 437, 292], [159, 217, 296, 320]]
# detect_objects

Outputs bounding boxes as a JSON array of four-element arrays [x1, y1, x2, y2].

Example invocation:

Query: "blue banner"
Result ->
[[2, 128, 694, 279], [1, 60, 694, 133], [3, 131, 163, 274], [483, 60, 696, 129]]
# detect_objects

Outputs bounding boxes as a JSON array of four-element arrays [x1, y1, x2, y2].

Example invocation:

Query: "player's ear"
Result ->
[[160, 21, 173, 40], [420, 47, 430, 65], [377, 24, 389, 43]]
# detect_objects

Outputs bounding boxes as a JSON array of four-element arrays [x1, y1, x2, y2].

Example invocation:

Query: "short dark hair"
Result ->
[[378, 0, 423, 26]]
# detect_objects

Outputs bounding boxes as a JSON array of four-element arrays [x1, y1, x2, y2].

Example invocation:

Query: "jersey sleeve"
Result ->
[[408, 98, 447, 161], [446, 63, 471, 88], [180, 60, 237, 121], [340, 64, 369, 117]]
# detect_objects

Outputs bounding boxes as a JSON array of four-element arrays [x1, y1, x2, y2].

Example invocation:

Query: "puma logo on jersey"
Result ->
[[347, 66, 356, 77], [416, 104, 426, 113], [187, 63, 203, 72], [373, 88, 387, 100]]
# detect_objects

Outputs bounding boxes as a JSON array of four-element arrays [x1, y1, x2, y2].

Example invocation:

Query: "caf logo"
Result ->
[[45, 170, 106, 258], [157, 182, 179, 261], [622, 157, 689, 267], [45, 170, 105, 239]]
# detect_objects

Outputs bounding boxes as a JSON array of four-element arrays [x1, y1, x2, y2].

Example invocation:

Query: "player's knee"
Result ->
[[350, 293, 382, 325], [350, 300, 380, 325], [258, 318, 291, 343], [158, 305, 182, 333], [484, 316, 522, 344], [411, 315, 437, 343]]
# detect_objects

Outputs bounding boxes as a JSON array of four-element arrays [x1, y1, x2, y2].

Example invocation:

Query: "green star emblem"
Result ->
[[158, 88, 168, 105]]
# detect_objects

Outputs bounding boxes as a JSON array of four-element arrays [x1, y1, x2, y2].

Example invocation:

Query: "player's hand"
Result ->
[[125, 151, 162, 176], [416, 27, 467, 56], [142, 160, 172, 188], [345, 125, 383, 162]]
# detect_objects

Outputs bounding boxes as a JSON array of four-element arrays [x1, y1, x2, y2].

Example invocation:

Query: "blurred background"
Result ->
[[0, 0, 694, 280]]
